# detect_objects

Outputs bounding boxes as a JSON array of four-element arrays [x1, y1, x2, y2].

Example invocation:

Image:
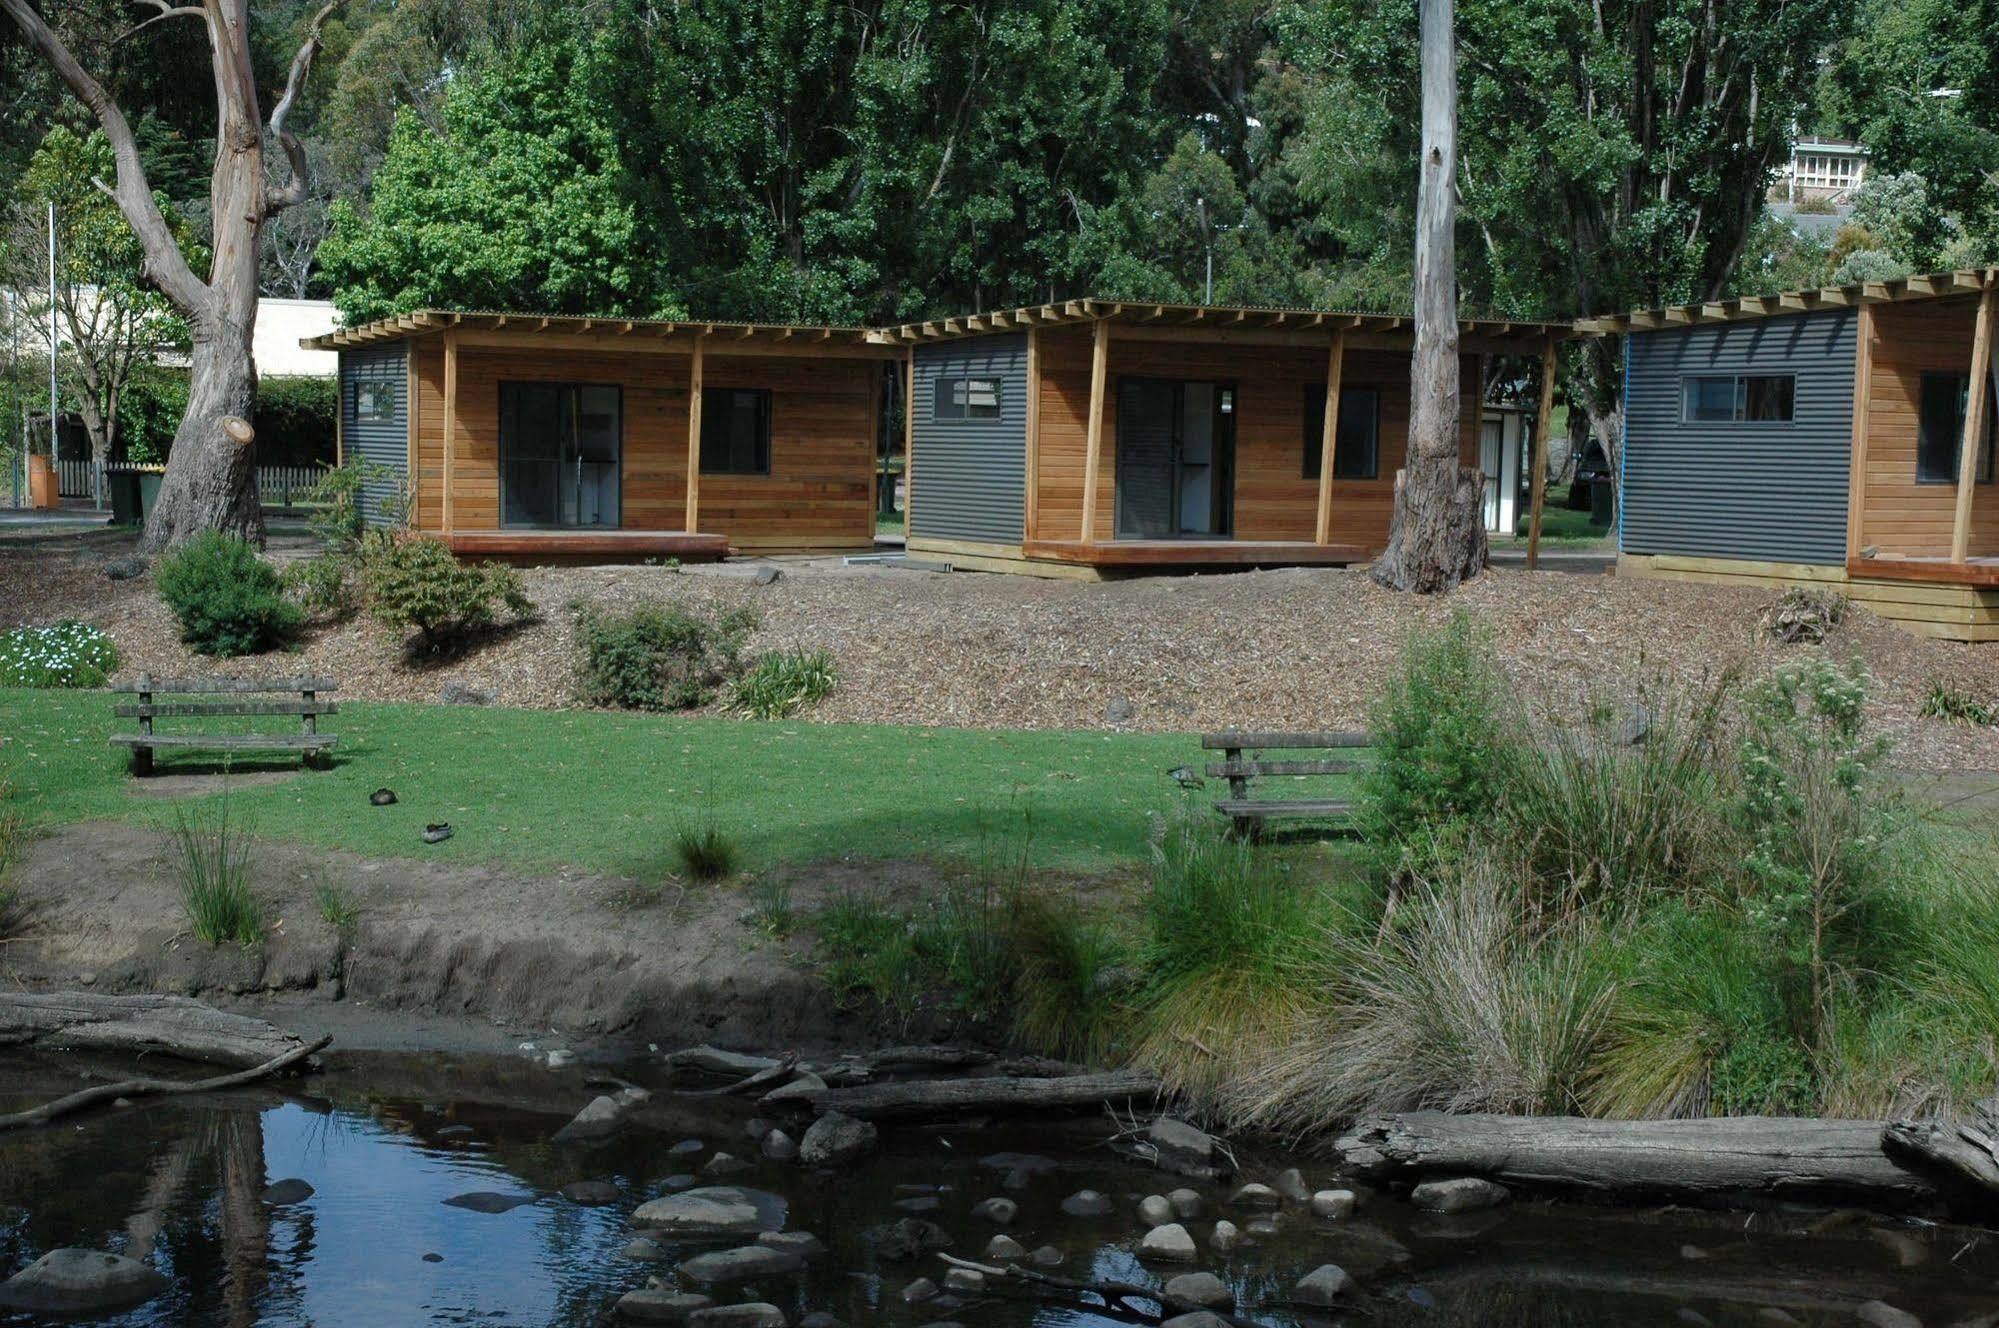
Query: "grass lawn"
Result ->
[[0, 689, 1213, 877], [876, 511, 905, 536], [1507, 484, 1613, 547]]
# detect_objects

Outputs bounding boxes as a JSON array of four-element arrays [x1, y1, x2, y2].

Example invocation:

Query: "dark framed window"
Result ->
[[1917, 371, 1997, 485], [354, 381, 396, 423], [934, 376, 1002, 421], [1682, 374, 1795, 423], [498, 381, 622, 528], [1301, 384, 1382, 480], [701, 388, 772, 475]]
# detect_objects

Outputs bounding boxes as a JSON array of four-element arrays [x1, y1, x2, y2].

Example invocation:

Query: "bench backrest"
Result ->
[[110, 675, 338, 696], [1202, 730, 1372, 788]]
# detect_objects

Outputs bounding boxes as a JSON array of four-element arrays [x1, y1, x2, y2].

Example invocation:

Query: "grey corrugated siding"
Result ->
[[1622, 309, 1855, 564], [340, 345, 408, 527], [911, 335, 1027, 544]]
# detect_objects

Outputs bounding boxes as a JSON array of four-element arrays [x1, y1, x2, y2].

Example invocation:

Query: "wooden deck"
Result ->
[[1846, 556, 1999, 588], [444, 530, 731, 561], [1020, 539, 1372, 569]]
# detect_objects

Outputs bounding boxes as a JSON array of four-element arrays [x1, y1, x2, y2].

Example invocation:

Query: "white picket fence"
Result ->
[[56, 460, 325, 507]]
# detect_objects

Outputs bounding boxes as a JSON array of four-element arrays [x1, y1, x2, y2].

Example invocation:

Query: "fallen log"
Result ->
[[1337, 1111, 1935, 1208], [809, 1070, 1159, 1122], [1882, 1107, 1999, 1215], [0, 1035, 332, 1131], [0, 993, 310, 1070]]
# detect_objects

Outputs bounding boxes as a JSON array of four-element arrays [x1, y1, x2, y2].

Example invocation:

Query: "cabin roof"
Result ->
[[300, 309, 879, 351], [1581, 268, 1999, 335]]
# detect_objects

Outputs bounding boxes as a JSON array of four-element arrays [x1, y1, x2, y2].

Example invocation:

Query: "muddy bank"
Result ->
[[1, 819, 1030, 1056]]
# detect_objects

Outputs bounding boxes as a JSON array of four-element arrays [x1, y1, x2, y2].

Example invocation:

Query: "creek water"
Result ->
[[2, 1049, 1994, 1327]]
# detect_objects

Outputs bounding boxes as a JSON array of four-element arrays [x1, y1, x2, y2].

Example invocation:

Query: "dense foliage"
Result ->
[[154, 532, 303, 656], [574, 602, 758, 711], [360, 534, 533, 652]]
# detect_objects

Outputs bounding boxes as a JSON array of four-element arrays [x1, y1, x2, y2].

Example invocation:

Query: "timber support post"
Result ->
[[441, 327, 458, 535], [1526, 334, 1558, 568], [1080, 318, 1111, 545], [1314, 330, 1347, 545], [1950, 277, 1997, 563], [685, 334, 704, 533]]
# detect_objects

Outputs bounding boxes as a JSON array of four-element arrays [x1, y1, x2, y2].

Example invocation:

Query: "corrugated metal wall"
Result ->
[[911, 334, 1027, 544], [340, 345, 409, 527], [1622, 309, 1856, 564]]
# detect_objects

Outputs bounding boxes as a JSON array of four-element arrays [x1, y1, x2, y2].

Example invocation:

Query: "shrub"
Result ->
[[155, 532, 302, 656], [1763, 586, 1848, 644], [672, 818, 739, 883], [168, 803, 261, 946], [362, 534, 532, 651], [575, 602, 756, 710], [282, 552, 359, 620], [1920, 679, 1994, 726], [729, 647, 836, 720], [0, 620, 119, 687]]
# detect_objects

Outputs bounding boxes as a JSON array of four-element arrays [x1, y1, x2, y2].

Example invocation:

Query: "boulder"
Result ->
[[261, 1178, 315, 1206], [0, 1249, 169, 1315], [1060, 1189, 1114, 1217], [799, 1112, 877, 1167], [985, 1235, 1028, 1260], [1139, 1223, 1198, 1263], [1228, 1183, 1279, 1210], [1164, 1272, 1232, 1309], [1292, 1264, 1355, 1308], [686, 1305, 787, 1328], [616, 1290, 714, 1323], [555, 1087, 651, 1143], [970, 1197, 1017, 1225], [623, 1236, 668, 1261], [1272, 1168, 1311, 1202], [1410, 1177, 1510, 1214], [756, 1231, 824, 1259], [1209, 1221, 1240, 1252], [1137, 1195, 1175, 1228], [631, 1187, 787, 1237], [1167, 1188, 1204, 1221], [561, 1180, 622, 1206], [1148, 1117, 1230, 1179], [1309, 1189, 1356, 1221], [760, 1130, 798, 1163], [677, 1246, 804, 1287]]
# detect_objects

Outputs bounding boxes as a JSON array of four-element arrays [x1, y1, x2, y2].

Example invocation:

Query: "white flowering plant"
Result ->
[[0, 620, 120, 688]]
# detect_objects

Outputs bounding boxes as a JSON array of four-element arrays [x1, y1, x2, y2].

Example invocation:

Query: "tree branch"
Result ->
[[0, 0, 210, 313], [264, 0, 345, 216], [0, 1035, 330, 1132], [119, 0, 205, 43]]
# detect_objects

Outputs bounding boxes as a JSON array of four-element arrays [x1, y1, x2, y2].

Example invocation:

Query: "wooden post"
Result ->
[[1079, 318, 1112, 544], [902, 347, 915, 535], [1951, 280, 1998, 563], [1024, 328, 1041, 543], [685, 335, 704, 533], [1846, 304, 1876, 560], [1314, 330, 1347, 546], [135, 672, 153, 777], [441, 329, 457, 535], [405, 350, 419, 528], [1525, 334, 1558, 569]]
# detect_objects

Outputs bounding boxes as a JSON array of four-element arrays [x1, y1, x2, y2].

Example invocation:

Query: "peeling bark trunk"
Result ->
[[1372, 0, 1486, 594], [144, 317, 263, 550]]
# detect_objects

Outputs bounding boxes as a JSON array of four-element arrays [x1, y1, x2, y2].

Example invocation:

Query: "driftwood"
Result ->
[[1338, 1111, 1935, 1207], [0, 993, 311, 1069], [936, 1253, 1263, 1328], [809, 1070, 1159, 1122], [0, 1034, 331, 1131], [684, 1052, 800, 1099], [1883, 1104, 1999, 1213]]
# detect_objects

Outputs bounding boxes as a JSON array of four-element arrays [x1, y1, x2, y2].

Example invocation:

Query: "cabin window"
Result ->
[[1916, 372, 1997, 485], [1681, 374, 1795, 423], [499, 381, 622, 528], [701, 388, 773, 475], [934, 376, 1002, 421], [1301, 385, 1382, 480], [353, 381, 396, 423]]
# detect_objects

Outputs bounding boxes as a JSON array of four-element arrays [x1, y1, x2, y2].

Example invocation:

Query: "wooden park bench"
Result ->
[[110, 674, 338, 775], [1202, 730, 1371, 834]]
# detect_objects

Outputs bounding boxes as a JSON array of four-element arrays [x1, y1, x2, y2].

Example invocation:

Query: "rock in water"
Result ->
[[799, 1112, 877, 1167], [631, 1187, 787, 1236], [1410, 1177, 1510, 1214], [623, 1237, 669, 1261], [900, 1278, 939, 1304], [686, 1305, 787, 1328], [1137, 1195, 1175, 1228], [1292, 1265, 1355, 1308], [616, 1289, 714, 1323], [1162, 1315, 1229, 1328], [441, 1191, 536, 1214], [1272, 1168, 1311, 1201], [1147, 1117, 1229, 1179], [862, 1218, 953, 1263], [1228, 1183, 1280, 1210], [554, 1087, 651, 1143], [703, 1152, 753, 1178], [760, 1129, 798, 1163], [0, 1249, 170, 1314], [676, 1246, 804, 1287], [1164, 1272, 1232, 1308], [1030, 1245, 1063, 1266], [985, 1235, 1027, 1260], [560, 1180, 621, 1206], [970, 1197, 1017, 1225], [756, 1231, 825, 1259], [1167, 1188, 1205, 1220], [1856, 1303, 1923, 1328], [943, 1268, 985, 1293], [1060, 1189, 1114, 1217], [261, 1178, 315, 1206], [1139, 1223, 1198, 1263], [1310, 1189, 1356, 1221], [1209, 1221, 1240, 1252]]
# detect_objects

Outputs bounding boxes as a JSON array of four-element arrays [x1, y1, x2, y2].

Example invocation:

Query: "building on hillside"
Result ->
[[255, 298, 339, 376], [1780, 137, 1869, 203], [1589, 268, 1999, 641], [879, 299, 1569, 576], [306, 311, 899, 559]]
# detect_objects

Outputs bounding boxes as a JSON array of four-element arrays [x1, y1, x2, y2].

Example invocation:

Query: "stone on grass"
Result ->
[[676, 1246, 804, 1287], [1228, 1183, 1279, 1210], [686, 1305, 786, 1328], [631, 1187, 785, 1237], [799, 1112, 877, 1167], [1272, 1168, 1311, 1202], [1291, 1264, 1355, 1308], [1060, 1189, 1114, 1217], [1139, 1223, 1198, 1263], [1410, 1177, 1509, 1214], [1856, 1302, 1923, 1328], [1164, 1272, 1232, 1309], [985, 1235, 1027, 1261], [900, 1278, 939, 1304], [760, 1130, 798, 1163], [970, 1197, 1017, 1225], [561, 1180, 621, 1206], [1310, 1190, 1356, 1221], [0, 1249, 169, 1315], [616, 1289, 713, 1323], [1209, 1221, 1240, 1252], [1138, 1195, 1176, 1228], [261, 1178, 315, 1206], [1167, 1189, 1204, 1221], [756, 1231, 824, 1259], [943, 1268, 986, 1293]]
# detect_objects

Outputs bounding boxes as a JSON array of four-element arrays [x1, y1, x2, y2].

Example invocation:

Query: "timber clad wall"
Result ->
[[340, 345, 409, 526], [1622, 310, 1856, 565], [1859, 298, 1998, 558], [910, 335, 1028, 544], [1030, 326, 1481, 545]]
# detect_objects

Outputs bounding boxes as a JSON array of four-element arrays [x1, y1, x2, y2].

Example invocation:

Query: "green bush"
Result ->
[[0, 621, 119, 687], [729, 647, 836, 719], [575, 602, 757, 710], [282, 553, 359, 620], [362, 534, 533, 651], [155, 532, 303, 656]]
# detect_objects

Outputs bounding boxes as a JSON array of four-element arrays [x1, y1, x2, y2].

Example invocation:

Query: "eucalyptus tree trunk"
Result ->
[[1371, 0, 1487, 593], [1, 0, 341, 551]]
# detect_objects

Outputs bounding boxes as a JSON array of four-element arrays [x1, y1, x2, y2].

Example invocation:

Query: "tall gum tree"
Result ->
[[1372, 0, 1485, 593], [2, 0, 342, 551]]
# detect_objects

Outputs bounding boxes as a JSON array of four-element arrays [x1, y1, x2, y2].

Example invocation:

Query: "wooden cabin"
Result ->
[[307, 311, 901, 559], [874, 299, 1571, 577], [1595, 268, 1999, 640]]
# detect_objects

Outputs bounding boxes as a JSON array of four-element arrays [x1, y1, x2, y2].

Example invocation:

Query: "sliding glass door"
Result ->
[[1115, 378, 1236, 538], [499, 382, 622, 528]]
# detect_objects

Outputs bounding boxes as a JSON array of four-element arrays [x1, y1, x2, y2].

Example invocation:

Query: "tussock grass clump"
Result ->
[[744, 874, 794, 938], [169, 804, 261, 946], [0, 780, 25, 940], [729, 647, 836, 720], [1920, 678, 1995, 726], [314, 881, 359, 933], [1007, 891, 1130, 1064], [672, 819, 740, 883]]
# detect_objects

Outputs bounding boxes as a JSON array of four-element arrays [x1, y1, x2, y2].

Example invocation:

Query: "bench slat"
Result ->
[[114, 701, 340, 719], [1207, 759, 1361, 779], [109, 676, 339, 695], [109, 734, 338, 751], [1215, 798, 1354, 819], [1201, 730, 1370, 750]]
